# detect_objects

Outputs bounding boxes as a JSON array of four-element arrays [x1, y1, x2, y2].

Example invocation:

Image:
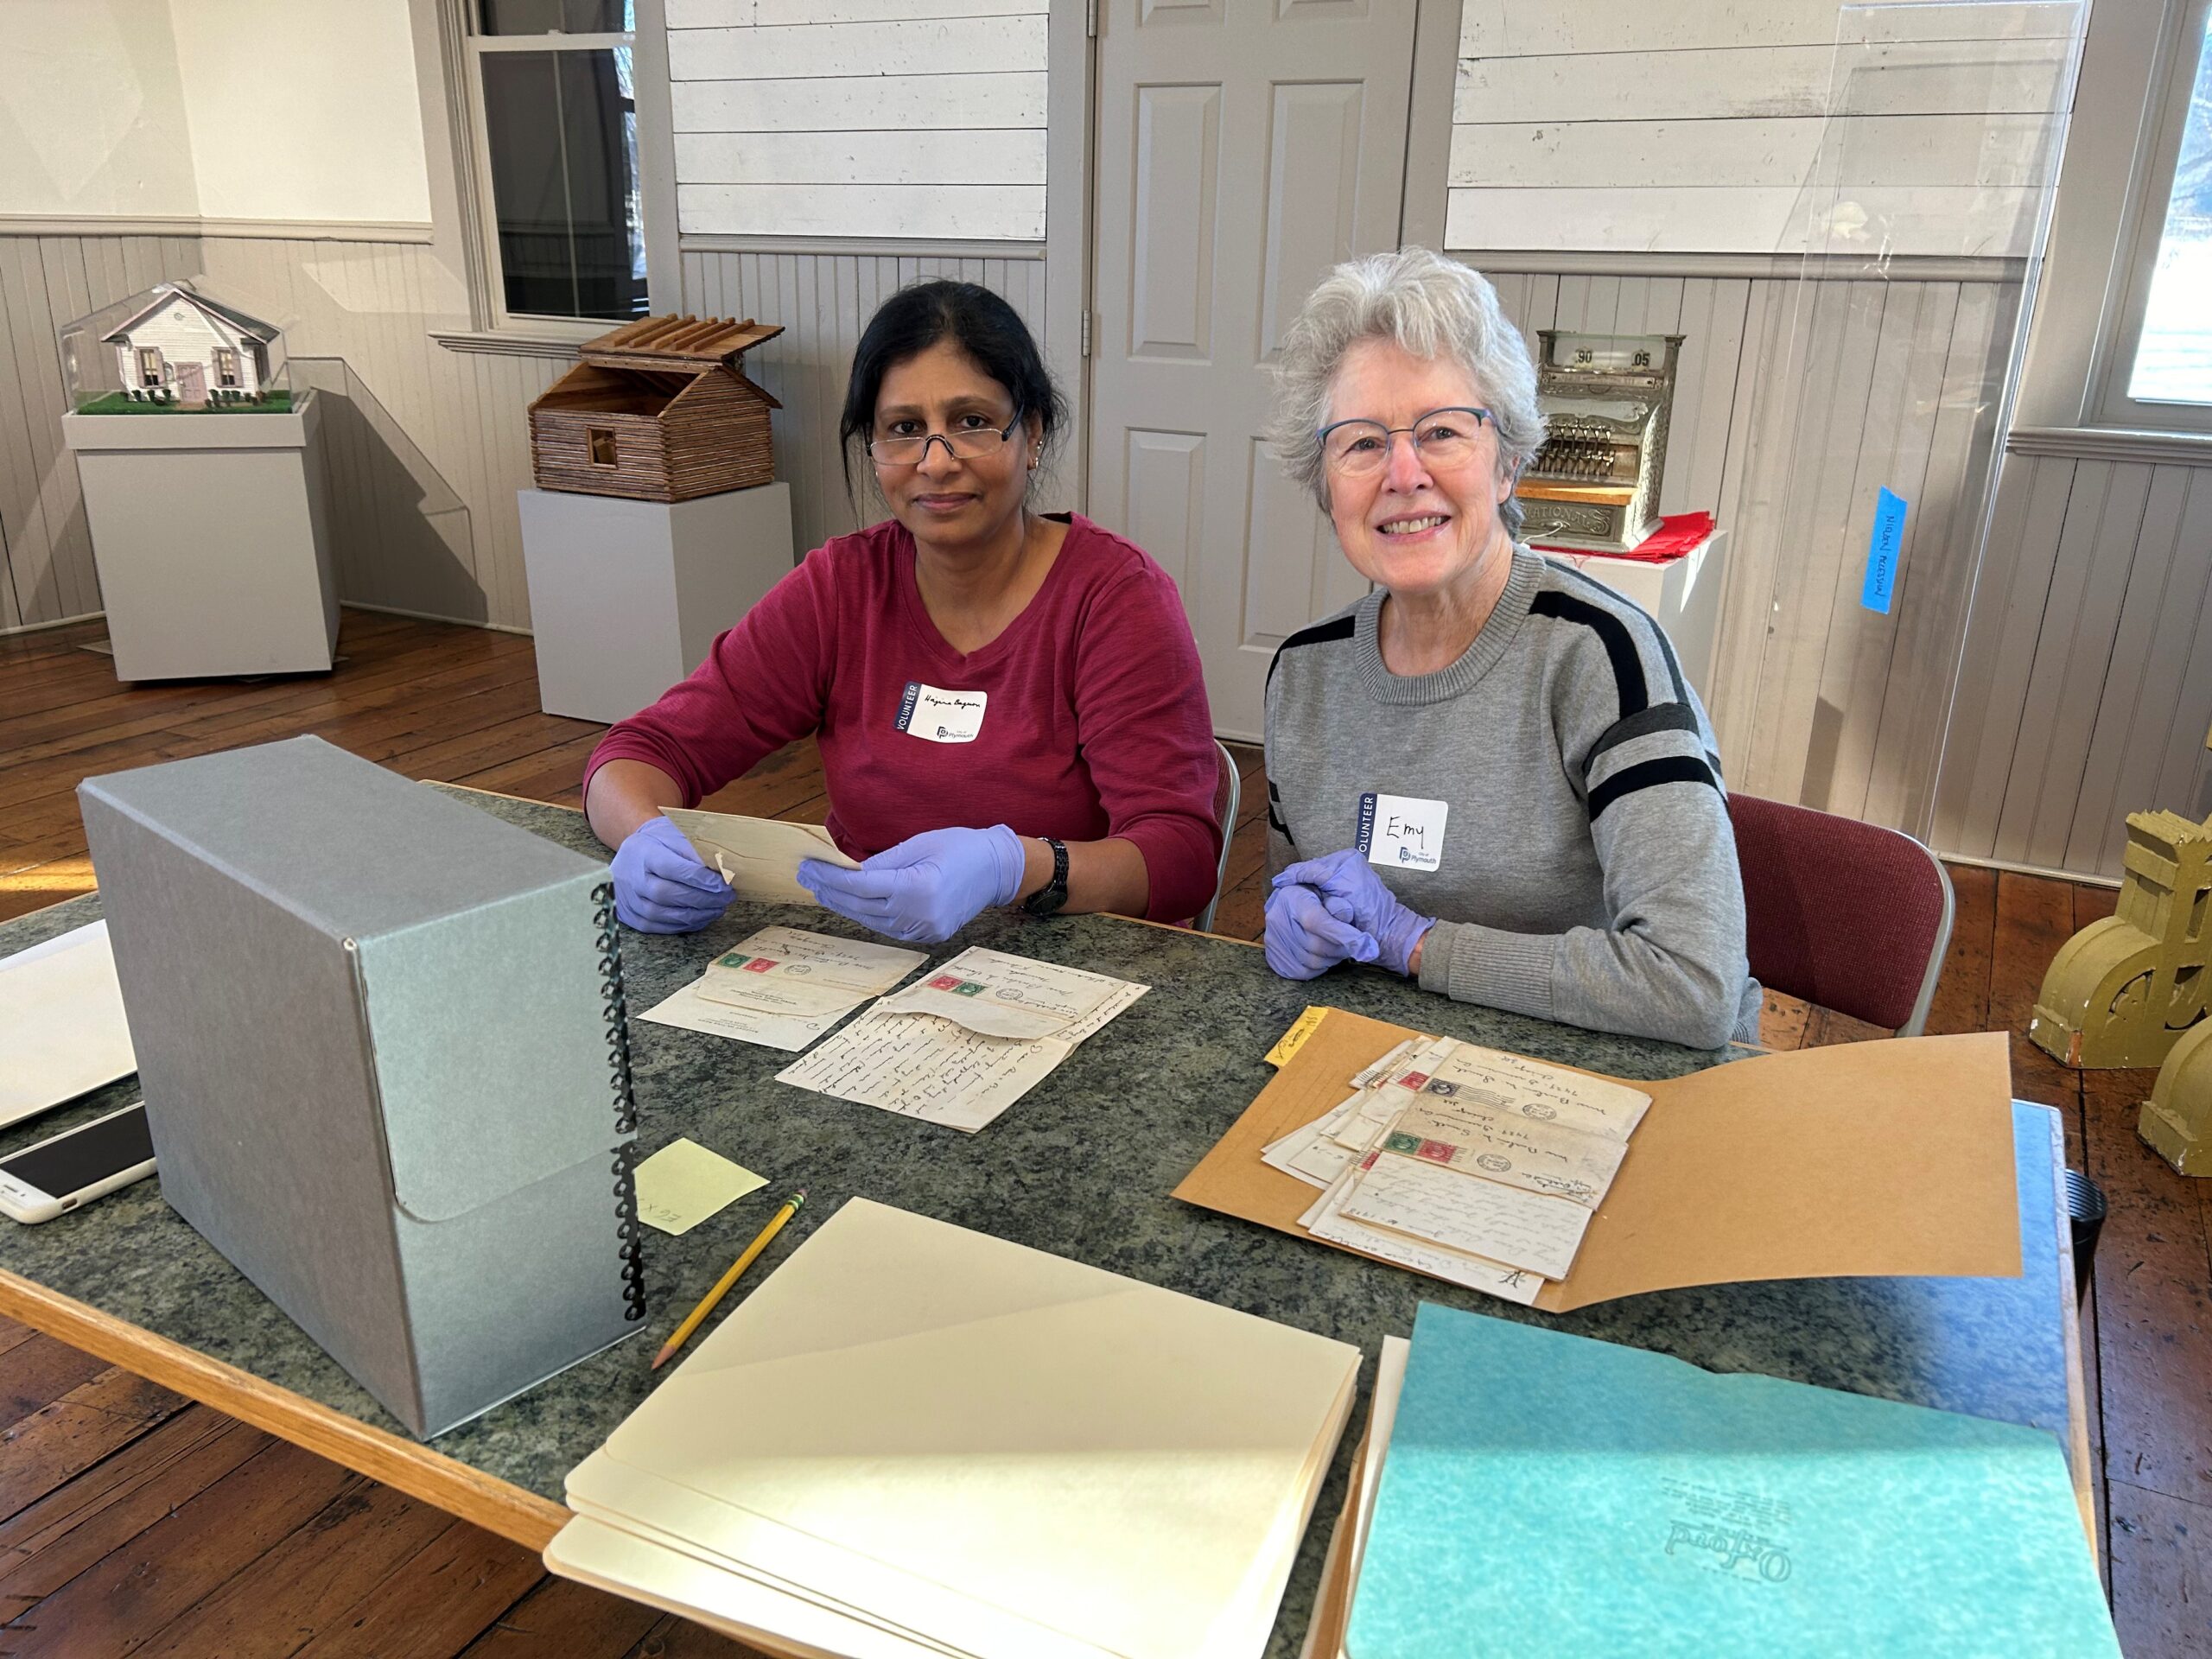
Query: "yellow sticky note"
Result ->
[[633, 1139, 767, 1236], [1264, 1005, 1332, 1068]]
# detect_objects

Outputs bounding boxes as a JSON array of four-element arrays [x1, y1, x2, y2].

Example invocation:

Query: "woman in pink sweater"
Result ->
[[583, 282, 1221, 941]]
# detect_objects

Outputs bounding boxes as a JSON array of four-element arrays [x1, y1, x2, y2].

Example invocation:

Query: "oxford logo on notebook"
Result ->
[[1356, 791, 1448, 871], [895, 681, 988, 743]]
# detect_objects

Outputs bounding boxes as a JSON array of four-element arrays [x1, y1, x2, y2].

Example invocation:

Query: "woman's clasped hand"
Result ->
[[1262, 849, 1433, 980]]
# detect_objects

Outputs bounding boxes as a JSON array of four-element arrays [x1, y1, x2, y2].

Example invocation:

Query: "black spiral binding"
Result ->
[[595, 881, 648, 1323]]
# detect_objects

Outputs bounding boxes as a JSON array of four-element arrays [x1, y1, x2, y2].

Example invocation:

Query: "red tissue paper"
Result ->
[[1533, 510, 1715, 564]]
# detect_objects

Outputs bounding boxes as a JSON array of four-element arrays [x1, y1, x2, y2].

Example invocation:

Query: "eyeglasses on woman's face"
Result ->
[[867, 408, 1026, 468], [1317, 407, 1494, 478]]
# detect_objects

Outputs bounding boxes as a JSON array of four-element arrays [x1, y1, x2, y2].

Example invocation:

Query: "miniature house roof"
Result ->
[[579, 315, 784, 376], [100, 285, 281, 346]]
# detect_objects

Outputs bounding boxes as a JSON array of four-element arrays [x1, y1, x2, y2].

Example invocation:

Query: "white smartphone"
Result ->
[[0, 1102, 156, 1224]]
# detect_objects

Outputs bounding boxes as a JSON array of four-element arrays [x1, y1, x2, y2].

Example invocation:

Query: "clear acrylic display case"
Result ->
[[1726, 0, 2088, 836], [60, 281, 295, 416]]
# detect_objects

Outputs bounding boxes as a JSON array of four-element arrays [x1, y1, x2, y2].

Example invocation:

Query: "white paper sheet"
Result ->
[[696, 928, 925, 1019], [1378, 1037, 1651, 1141], [0, 921, 136, 1128], [1332, 1150, 1593, 1281], [1298, 1160, 1546, 1306], [777, 957, 1145, 1132], [639, 978, 854, 1052], [775, 1011, 1078, 1133], [1374, 1096, 1630, 1208], [874, 948, 1135, 1041], [661, 809, 859, 906]]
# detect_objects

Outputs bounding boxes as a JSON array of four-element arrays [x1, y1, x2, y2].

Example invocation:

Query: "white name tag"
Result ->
[[895, 682, 988, 744], [1357, 791, 1448, 872]]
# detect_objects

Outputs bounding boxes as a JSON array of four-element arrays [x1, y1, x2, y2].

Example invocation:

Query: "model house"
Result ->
[[101, 285, 277, 405]]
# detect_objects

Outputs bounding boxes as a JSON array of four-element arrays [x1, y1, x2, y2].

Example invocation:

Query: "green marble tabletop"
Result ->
[[0, 785, 2076, 1658]]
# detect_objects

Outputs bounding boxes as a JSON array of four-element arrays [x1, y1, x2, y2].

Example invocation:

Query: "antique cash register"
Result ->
[[1513, 331, 1683, 554]]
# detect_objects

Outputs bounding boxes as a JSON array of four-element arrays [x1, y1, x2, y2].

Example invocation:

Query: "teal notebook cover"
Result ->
[[1346, 1306, 2117, 1658]]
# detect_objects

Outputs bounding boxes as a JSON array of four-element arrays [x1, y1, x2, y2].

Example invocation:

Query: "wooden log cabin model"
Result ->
[[1511, 330, 1684, 554], [530, 315, 784, 503]]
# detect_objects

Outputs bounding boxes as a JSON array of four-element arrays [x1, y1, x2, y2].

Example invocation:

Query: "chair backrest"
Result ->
[[1728, 792, 1955, 1037], [1193, 739, 1242, 933]]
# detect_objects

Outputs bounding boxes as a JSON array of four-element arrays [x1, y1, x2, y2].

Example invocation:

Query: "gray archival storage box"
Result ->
[[78, 736, 644, 1438]]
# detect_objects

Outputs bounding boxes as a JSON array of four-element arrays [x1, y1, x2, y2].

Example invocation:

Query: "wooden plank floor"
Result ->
[[3, 609, 2207, 1656]]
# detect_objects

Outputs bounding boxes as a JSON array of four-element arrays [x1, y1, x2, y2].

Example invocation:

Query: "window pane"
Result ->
[[480, 0, 630, 35], [2129, 10, 2212, 405], [480, 48, 647, 321]]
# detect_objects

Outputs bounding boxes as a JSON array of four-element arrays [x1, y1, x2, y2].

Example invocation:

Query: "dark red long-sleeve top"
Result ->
[[582, 512, 1222, 922]]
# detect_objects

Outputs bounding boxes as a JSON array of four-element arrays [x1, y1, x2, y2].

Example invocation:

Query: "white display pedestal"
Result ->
[[518, 483, 797, 724], [1541, 531, 1729, 702], [61, 394, 337, 682]]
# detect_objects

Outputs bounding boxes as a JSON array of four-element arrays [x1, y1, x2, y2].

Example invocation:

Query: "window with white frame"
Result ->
[[2102, 0, 2212, 424], [467, 0, 648, 326]]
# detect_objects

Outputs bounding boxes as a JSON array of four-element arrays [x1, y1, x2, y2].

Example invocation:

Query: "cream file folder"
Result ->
[[546, 1198, 1361, 1659], [0, 921, 136, 1128]]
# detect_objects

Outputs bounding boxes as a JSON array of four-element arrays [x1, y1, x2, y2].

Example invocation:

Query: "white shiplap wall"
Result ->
[[666, 1, 1049, 241], [1448, 0, 2078, 253]]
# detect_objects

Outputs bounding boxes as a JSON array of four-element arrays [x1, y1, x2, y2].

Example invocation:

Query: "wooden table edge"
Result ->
[[0, 1265, 567, 1551]]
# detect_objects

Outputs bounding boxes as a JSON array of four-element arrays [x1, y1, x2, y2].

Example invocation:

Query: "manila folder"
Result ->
[[1173, 1013, 2021, 1313]]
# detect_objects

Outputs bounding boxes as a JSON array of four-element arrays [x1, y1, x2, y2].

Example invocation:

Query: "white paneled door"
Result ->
[[1087, 0, 1416, 741]]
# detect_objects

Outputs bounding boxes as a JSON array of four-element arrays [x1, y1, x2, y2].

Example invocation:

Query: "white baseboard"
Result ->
[[341, 601, 531, 637]]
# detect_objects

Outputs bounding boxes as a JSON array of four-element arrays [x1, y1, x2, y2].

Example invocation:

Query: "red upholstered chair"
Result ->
[[1728, 793, 1955, 1038]]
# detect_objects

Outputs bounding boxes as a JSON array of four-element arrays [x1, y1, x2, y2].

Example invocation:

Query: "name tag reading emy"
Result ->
[[895, 682, 988, 744], [1357, 791, 1448, 872]]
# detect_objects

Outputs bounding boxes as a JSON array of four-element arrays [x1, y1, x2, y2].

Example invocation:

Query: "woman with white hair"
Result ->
[[1261, 248, 1758, 1050]]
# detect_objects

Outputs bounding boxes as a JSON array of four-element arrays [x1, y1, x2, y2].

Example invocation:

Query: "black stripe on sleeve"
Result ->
[[1549, 560, 1690, 704], [1587, 755, 1722, 822], [1529, 590, 1648, 717], [1265, 613, 1357, 694], [1266, 779, 1295, 844], [1582, 702, 1702, 776]]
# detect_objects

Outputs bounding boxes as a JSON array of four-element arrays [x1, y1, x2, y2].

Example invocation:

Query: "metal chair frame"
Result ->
[[1192, 739, 1242, 934]]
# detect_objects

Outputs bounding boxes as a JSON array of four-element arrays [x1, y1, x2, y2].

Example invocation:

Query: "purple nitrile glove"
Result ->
[[798, 824, 1026, 944], [611, 816, 737, 933], [1263, 881, 1382, 981], [1271, 848, 1435, 977]]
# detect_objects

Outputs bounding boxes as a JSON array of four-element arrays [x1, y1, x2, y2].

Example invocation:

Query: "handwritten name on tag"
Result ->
[[895, 682, 988, 744], [1357, 791, 1448, 871]]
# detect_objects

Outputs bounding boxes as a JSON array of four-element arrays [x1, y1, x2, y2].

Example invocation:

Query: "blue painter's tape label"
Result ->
[[894, 680, 922, 733], [1862, 487, 1907, 614], [1355, 791, 1379, 855]]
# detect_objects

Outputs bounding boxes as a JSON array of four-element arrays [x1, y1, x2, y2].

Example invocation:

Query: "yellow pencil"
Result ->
[[651, 1190, 806, 1371]]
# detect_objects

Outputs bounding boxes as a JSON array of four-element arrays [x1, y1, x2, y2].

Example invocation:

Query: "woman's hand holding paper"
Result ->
[[612, 817, 737, 933], [799, 825, 1025, 944]]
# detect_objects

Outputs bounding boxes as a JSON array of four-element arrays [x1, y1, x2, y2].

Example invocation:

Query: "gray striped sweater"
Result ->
[[1263, 546, 1759, 1050]]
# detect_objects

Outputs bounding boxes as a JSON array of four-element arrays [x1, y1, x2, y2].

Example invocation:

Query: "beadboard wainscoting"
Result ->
[[1936, 447, 2212, 880]]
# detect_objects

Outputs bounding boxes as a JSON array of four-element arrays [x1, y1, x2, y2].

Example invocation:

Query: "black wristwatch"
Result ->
[[1022, 837, 1071, 918]]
